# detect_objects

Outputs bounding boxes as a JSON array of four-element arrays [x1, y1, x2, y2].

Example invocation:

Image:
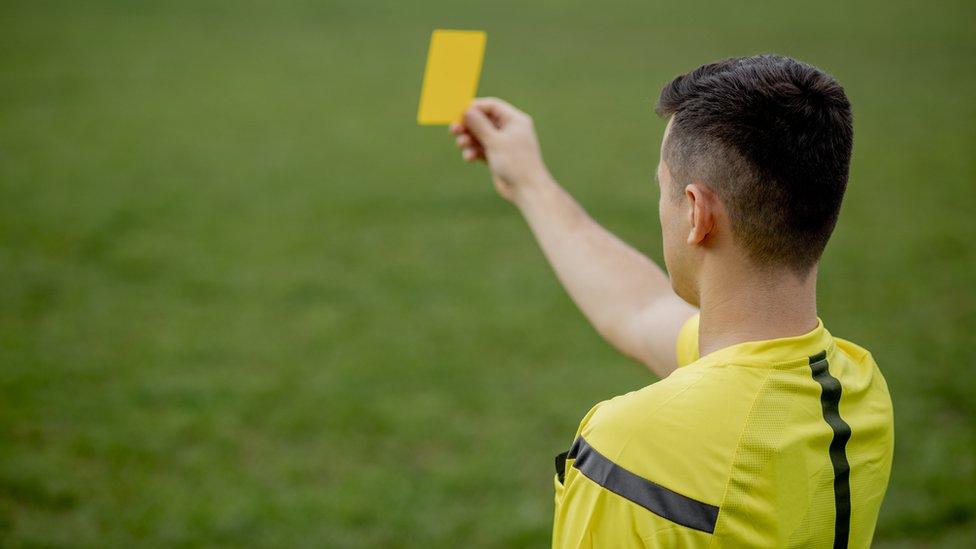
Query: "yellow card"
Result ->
[[417, 29, 487, 125]]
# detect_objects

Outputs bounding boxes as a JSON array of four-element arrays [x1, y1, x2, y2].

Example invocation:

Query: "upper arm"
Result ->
[[614, 292, 698, 377]]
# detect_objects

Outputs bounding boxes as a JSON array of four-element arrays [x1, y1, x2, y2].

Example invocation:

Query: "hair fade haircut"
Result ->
[[656, 54, 853, 275]]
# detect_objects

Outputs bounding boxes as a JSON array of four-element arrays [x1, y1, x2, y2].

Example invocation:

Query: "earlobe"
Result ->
[[686, 206, 698, 245]]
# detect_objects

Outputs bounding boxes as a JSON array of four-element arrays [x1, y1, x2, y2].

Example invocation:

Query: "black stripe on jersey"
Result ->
[[555, 450, 569, 484], [809, 350, 853, 549], [567, 436, 719, 533]]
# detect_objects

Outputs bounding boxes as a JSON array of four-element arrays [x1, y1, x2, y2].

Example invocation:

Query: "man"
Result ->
[[449, 55, 893, 547]]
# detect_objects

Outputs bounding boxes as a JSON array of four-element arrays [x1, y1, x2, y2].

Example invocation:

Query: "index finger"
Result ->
[[471, 97, 522, 123]]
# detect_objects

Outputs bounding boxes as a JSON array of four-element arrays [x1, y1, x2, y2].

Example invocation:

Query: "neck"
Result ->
[[696, 263, 819, 357]]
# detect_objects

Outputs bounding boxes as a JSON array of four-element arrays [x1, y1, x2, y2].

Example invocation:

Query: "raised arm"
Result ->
[[451, 98, 696, 377]]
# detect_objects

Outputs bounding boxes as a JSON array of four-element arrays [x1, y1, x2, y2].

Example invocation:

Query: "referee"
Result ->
[[450, 55, 893, 548]]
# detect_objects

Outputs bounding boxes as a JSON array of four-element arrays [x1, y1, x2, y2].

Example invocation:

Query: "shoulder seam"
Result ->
[[707, 368, 775, 548], [609, 371, 709, 466]]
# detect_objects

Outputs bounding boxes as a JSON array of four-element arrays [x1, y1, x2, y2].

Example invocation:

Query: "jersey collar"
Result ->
[[695, 318, 835, 368]]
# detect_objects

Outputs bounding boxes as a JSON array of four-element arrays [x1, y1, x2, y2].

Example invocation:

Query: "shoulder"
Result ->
[[675, 313, 700, 367], [577, 363, 772, 508], [833, 336, 873, 364], [830, 336, 892, 404]]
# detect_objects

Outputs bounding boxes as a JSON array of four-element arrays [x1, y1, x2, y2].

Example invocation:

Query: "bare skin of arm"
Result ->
[[451, 97, 696, 377]]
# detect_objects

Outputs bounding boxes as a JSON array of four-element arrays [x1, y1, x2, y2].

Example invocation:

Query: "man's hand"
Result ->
[[449, 97, 553, 203]]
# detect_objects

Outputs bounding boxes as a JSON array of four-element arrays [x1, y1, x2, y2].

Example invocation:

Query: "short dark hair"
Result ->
[[656, 54, 853, 275]]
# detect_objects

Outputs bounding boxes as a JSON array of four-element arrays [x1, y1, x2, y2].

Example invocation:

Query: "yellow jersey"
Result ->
[[552, 315, 894, 547]]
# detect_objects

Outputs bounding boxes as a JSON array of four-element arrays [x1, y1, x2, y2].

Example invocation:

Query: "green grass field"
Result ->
[[2, 0, 974, 546]]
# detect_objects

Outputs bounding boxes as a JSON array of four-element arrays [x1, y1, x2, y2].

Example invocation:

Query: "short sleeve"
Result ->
[[675, 313, 700, 367], [552, 476, 670, 547], [553, 428, 715, 547]]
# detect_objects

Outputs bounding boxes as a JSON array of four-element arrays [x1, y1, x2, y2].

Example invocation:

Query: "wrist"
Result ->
[[511, 167, 557, 207]]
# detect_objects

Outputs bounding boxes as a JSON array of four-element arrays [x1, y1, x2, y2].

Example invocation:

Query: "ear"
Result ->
[[685, 182, 717, 246]]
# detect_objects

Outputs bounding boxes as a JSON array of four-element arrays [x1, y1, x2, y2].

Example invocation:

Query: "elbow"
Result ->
[[595, 323, 673, 378], [633, 352, 675, 379]]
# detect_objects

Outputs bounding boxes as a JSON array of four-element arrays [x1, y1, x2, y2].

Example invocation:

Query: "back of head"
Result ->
[[656, 55, 853, 276]]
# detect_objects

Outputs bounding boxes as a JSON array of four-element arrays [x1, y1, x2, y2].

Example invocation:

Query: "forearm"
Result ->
[[452, 98, 695, 375], [513, 176, 678, 363]]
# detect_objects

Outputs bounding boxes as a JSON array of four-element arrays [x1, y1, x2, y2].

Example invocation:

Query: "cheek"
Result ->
[[659, 204, 679, 266], [660, 197, 692, 276], [659, 200, 679, 243]]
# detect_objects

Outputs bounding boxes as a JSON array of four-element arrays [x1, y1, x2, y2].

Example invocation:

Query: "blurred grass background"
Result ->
[[1, 0, 974, 546]]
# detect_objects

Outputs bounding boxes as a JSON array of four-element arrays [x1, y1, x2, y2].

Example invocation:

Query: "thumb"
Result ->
[[463, 107, 498, 144]]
